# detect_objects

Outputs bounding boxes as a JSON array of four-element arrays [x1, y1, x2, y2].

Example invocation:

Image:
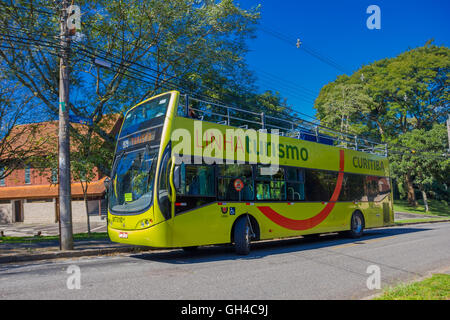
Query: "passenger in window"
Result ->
[[188, 106, 200, 120], [188, 176, 200, 195], [197, 167, 212, 196], [242, 183, 254, 201]]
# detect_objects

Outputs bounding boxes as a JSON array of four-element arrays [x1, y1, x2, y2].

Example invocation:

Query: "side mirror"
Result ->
[[104, 177, 111, 191], [173, 166, 180, 190]]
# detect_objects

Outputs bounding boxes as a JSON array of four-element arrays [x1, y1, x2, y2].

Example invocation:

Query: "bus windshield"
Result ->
[[109, 148, 157, 214], [119, 93, 171, 138]]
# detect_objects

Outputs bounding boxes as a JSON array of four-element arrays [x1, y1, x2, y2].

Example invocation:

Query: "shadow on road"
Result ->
[[130, 226, 432, 264]]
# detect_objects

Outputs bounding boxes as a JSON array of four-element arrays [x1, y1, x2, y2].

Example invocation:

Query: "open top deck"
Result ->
[[177, 94, 387, 157]]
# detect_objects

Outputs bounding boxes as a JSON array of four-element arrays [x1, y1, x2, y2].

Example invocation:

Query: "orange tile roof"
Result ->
[[2, 113, 123, 158], [0, 177, 107, 200]]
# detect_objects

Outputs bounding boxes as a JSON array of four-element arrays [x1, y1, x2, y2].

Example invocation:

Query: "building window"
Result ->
[[0, 168, 4, 186], [51, 168, 58, 184], [25, 166, 31, 184]]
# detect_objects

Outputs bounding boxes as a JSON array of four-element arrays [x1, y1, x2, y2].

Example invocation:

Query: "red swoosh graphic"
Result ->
[[258, 150, 345, 231]]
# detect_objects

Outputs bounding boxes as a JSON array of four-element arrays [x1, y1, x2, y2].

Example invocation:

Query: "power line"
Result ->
[[0, 2, 54, 16], [255, 73, 317, 101], [1, 3, 322, 122], [258, 25, 351, 74], [9, 2, 321, 112], [257, 69, 318, 97], [0, 32, 222, 113], [260, 25, 350, 72]]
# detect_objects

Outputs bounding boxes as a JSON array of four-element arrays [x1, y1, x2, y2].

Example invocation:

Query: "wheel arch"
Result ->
[[230, 213, 260, 243]]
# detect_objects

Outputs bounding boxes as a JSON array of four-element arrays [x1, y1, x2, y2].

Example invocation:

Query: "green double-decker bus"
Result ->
[[107, 91, 393, 254]]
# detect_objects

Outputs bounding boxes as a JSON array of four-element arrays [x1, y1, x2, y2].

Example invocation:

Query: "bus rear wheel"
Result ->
[[234, 217, 251, 255], [347, 211, 365, 238]]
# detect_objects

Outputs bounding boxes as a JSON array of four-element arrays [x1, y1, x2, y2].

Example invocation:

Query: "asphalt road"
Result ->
[[1, 222, 449, 300]]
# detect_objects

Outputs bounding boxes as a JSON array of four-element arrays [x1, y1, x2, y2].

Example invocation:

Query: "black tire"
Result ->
[[303, 233, 321, 240], [347, 211, 365, 238], [182, 246, 198, 252], [234, 217, 251, 255]]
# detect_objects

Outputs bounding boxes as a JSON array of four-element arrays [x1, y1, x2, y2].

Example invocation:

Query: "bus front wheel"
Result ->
[[234, 217, 251, 255]]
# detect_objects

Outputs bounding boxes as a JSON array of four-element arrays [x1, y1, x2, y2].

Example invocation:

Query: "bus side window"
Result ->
[[305, 169, 340, 201], [286, 167, 305, 201], [255, 165, 286, 201], [217, 164, 253, 201], [174, 163, 216, 215], [178, 165, 214, 197], [340, 173, 365, 202]]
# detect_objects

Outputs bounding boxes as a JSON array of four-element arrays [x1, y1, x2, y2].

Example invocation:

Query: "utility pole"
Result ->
[[58, 0, 73, 250], [447, 113, 450, 153]]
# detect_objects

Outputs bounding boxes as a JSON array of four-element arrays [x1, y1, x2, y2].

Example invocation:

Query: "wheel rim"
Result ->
[[352, 215, 362, 234], [245, 225, 250, 244]]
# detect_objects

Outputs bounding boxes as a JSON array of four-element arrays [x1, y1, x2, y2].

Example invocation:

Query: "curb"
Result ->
[[390, 219, 450, 227], [0, 245, 152, 264]]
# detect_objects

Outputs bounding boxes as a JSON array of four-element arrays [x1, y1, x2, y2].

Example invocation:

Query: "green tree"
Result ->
[[315, 75, 373, 136], [0, 0, 260, 172], [316, 43, 449, 140], [389, 124, 449, 210], [314, 42, 450, 205]]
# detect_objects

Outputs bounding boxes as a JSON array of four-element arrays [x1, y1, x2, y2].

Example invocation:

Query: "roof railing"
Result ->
[[178, 94, 387, 157]]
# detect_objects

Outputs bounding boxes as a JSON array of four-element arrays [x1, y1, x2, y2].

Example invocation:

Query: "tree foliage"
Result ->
[[0, 0, 265, 177], [314, 42, 450, 205], [389, 124, 449, 208]]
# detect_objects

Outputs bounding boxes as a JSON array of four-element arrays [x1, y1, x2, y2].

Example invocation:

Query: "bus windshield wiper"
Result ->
[[110, 150, 126, 179]]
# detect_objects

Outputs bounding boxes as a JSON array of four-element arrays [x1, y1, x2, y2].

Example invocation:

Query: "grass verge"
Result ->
[[375, 274, 450, 300], [394, 217, 450, 225], [394, 199, 449, 217]]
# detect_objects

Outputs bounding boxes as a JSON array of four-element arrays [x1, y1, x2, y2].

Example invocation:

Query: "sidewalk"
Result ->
[[0, 219, 157, 264], [0, 219, 107, 237], [0, 237, 151, 264]]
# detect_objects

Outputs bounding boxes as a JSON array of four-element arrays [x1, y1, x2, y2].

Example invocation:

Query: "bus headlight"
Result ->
[[136, 219, 152, 229]]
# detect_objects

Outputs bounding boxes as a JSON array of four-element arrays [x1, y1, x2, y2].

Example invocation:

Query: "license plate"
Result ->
[[119, 232, 128, 239]]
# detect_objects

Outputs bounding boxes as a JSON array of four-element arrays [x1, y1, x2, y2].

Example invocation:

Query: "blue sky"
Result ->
[[239, 0, 450, 119]]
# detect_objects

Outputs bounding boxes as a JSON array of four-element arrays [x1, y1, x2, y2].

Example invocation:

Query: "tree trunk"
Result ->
[[421, 189, 429, 212], [84, 194, 91, 235], [405, 173, 417, 207], [81, 182, 91, 235]]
